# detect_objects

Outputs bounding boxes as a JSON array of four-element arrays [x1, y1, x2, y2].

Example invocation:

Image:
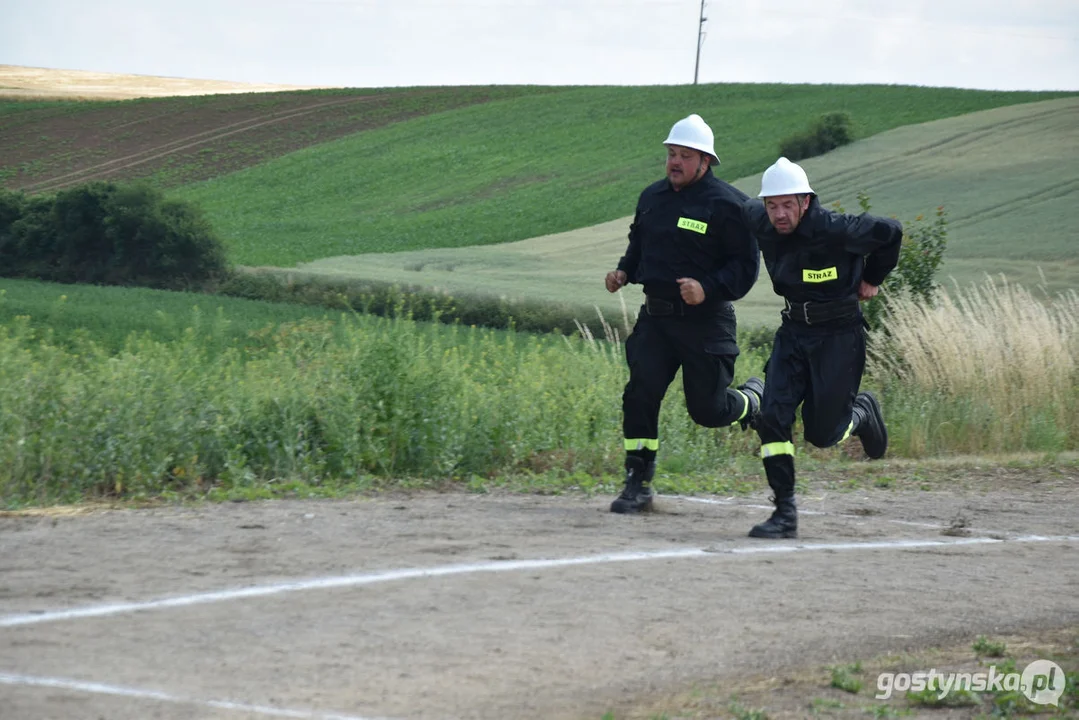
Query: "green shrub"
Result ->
[[972, 636, 1007, 657], [829, 192, 948, 332], [0, 182, 229, 290], [779, 112, 853, 161], [216, 269, 597, 336], [830, 662, 864, 694], [218, 269, 779, 349], [738, 324, 775, 353], [866, 207, 948, 331], [0, 188, 26, 243]]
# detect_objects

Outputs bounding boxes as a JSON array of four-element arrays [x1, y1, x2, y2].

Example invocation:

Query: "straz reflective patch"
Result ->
[[803, 267, 838, 283], [677, 217, 708, 234]]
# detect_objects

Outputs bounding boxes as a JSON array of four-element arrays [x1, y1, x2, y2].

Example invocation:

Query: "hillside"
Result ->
[[729, 97, 1079, 308], [171, 85, 1073, 266], [2, 73, 1075, 331], [1, 78, 1068, 262], [0, 85, 552, 192], [295, 97, 1079, 329]]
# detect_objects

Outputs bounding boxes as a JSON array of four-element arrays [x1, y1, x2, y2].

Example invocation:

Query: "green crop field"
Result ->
[[0, 278, 349, 354], [290, 97, 1079, 329], [170, 84, 1072, 266], [5, 81, 1074, 329], [730, 98, 1079, 260], [0, 86, 557, 191], [0, 276, 547, 358], [0, 268, 1074, 508], [1, 80, 1077, 505]]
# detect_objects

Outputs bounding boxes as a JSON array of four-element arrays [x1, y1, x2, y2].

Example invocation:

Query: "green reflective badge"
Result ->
[[803, 267, 838, 283], [677, 217, 708, 234]]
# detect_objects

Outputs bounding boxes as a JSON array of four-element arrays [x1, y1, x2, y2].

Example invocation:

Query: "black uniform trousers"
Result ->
[[756, 320, 865, 498], [622, 304, 746, 452]]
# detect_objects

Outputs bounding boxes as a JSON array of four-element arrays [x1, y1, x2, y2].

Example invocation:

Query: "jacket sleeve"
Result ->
[[615, 207, 642, 282], [699, 200, 760, 302], [840, 213, 903, 287]]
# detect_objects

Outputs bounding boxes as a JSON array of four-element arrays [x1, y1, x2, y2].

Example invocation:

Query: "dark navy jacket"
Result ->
[[745, 197, 902, 305], [617, 169, 759, 309]]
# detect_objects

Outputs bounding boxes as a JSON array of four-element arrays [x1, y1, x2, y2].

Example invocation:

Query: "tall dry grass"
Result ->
[[871, 276, 1078, 455]]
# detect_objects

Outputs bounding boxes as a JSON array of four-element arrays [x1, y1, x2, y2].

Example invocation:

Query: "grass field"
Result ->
[[289, 97, 1079, 328], [169, 84, 1073, 265], [1, 76, 1076, 493], [0, 270, 1074, 508], [1, 72, 1076, 720], [0, 86, 556, 191], [0, 274, 770, 506], [9, 88, 1074, 332], [4, 80, 1075, 329], [0, 277, 347, 354], [281, 216, 784, 330], [729, 97, 1079, 263]]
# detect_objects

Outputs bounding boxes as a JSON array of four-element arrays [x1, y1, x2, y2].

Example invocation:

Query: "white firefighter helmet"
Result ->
[[759, 157, 814, 197], [663, 114, 719, 166]]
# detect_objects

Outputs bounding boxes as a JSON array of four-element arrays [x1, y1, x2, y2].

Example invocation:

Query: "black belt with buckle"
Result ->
[[782, 298, 860, 325], [645, 296, 686, 316]]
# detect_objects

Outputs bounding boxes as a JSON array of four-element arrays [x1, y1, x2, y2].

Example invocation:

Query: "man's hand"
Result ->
[[676, 277, 705, 305], [858, 281, 879, 302], [605, 270, 627, 293]]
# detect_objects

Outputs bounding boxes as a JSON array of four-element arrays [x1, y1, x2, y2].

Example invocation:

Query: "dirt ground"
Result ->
[[1, 473, 1076, 720]]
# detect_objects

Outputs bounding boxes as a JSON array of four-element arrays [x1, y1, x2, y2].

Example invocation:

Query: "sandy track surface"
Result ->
[[1, 481, 1076, 720]]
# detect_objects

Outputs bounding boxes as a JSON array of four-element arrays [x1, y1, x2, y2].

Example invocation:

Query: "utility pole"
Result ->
[[693, 0, 707, 85]]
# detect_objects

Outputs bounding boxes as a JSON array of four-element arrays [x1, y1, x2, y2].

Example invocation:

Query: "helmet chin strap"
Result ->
[[686, 154, 708, 185]]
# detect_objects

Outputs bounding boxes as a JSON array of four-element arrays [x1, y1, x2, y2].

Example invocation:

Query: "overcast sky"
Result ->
[[3, 0, 1077, 91]]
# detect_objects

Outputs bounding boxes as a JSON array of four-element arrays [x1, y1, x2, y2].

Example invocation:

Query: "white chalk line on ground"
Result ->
[[0, 671, 392, 720], [2, 536, 1076, 629], [662, 494, 1001, 533]]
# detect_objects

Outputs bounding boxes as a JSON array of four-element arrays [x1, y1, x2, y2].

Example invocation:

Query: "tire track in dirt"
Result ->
[[21, 96, 379, 194]]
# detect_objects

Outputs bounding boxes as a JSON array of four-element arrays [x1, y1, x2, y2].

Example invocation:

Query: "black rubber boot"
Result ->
[[748, 497, 798, 539], [749, 455, 798, 538], [736, 376, 765, 431], [852, 391, 888, 460], [610, 456, 655, 514]]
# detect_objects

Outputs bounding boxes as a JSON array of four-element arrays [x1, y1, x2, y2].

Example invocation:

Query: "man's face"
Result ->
[[666, 145, 707, 191], [764, 194, 810, 234]]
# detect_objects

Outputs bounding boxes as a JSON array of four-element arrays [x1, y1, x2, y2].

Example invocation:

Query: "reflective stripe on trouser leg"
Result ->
[[728, 390, 751, 428], [763, 453, 796, 500], [760, 441, 794, 458], [838, 419, 854, 444], [624, 438, 659, 451]]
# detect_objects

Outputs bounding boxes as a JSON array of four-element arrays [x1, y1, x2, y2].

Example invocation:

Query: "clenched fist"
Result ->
[[858, 281, 879, 301], [605, 270, 627, 293], [676, 277, 705, 305]]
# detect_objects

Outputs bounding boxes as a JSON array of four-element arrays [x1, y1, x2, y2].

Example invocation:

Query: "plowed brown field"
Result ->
[[0, 66, 537, 192]]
